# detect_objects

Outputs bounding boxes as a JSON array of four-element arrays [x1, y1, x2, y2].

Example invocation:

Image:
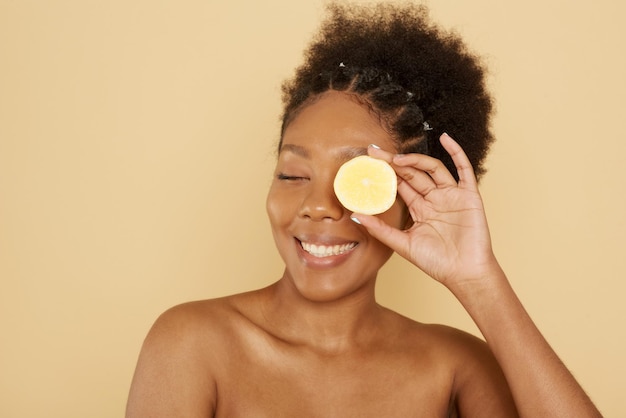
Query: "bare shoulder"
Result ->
[[149, 293, 245, 334], [409, 322, 496, 360], [382, 310, 494, 358], [386, 315, 519, 417], [143, 288, 267, 345], [430, 324, 518, 416], [126, 291, 262, 418]]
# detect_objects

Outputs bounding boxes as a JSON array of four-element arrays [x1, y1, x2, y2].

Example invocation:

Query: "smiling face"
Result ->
[[266, 91, 407, 303]]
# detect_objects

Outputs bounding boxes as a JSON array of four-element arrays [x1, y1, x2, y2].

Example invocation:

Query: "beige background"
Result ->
[[1, 0, 624, 416]]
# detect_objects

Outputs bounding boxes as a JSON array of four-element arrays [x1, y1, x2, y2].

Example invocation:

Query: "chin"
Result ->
[[285, 268, 376, 305]]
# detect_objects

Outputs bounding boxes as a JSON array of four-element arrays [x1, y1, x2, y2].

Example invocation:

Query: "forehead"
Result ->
[[280, 91, 397, 154]]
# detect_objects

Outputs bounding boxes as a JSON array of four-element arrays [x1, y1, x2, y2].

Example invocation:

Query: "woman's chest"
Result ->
[[212, 341, 455, 418]]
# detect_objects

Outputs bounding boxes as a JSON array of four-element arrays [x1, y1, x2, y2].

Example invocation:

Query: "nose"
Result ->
[[298, 178, 345, 221]]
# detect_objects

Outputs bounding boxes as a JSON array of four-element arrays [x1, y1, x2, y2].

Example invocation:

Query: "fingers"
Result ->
[[350, 213, 410, 258], [369, 142, 451, 196], [395, 167, 433, 200], [393, 153, 457, 189], [369, 133, 478, 193], [366, 143, 395, 163], [368, 144, 433, 206], [439, 133, 478, 189]]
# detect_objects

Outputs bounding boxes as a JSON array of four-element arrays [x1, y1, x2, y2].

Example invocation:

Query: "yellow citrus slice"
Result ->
[[333, 155, 397, 215]]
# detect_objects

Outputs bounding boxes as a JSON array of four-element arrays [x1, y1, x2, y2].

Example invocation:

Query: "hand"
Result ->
[[354, 133, 500, 289]]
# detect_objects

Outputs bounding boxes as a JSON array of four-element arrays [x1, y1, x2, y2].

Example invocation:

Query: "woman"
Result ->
[[126, 3, 601, 417]]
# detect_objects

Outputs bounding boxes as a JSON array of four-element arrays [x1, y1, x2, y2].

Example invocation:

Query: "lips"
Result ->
[[296, 238, 358, 259]]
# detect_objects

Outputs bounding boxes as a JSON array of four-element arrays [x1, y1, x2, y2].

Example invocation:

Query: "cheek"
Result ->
[[266, 185, 297, 229], [378, 199, 408, 229], [265, 188, 280, 227]]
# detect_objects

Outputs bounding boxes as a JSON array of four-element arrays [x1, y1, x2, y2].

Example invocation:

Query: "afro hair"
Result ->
[[280, 2, 494, 180]]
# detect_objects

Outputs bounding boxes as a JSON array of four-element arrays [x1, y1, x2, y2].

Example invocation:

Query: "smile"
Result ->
[[300, 241, 357, 258]]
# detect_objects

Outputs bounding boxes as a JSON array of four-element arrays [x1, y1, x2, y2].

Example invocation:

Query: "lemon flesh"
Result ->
[[333, 155, 397, 215]]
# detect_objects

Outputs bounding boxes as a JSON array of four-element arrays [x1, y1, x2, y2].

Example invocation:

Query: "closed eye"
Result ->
[[277, 173, 309, 181]]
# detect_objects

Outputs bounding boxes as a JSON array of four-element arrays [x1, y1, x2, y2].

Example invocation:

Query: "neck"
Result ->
[[261, 275, 383, 355]]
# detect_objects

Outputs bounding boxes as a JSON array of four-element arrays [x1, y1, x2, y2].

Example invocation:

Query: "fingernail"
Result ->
[[350, 216, 362, 225], [369, 144, 381, 150]]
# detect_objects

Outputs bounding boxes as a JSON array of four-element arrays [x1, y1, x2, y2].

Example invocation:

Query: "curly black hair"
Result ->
[[280, 2, 494, 180]]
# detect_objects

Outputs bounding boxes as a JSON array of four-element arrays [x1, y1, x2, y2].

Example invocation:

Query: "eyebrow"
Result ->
[[338, 146, 369, 161], [279, 143, 310, 158], [279, 143, 368, 162]]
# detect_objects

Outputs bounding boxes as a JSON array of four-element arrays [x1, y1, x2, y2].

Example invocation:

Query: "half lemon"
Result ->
[[333, 155, 397, 215]]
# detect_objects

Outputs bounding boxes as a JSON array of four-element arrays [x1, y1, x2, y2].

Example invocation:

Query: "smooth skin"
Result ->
[[362, 136, 602, 417], [126, 91, 601, 417]]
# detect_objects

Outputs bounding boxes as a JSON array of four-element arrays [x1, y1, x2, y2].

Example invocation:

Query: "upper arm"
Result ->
[[126, 304, 217, 418], [450, 331, 519, 417]]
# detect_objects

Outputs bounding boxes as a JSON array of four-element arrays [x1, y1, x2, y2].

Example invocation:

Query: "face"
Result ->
[[266, 91, 407, 303]]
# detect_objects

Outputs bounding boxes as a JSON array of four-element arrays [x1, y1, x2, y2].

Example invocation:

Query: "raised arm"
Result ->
[[353, 134, 602, 417]]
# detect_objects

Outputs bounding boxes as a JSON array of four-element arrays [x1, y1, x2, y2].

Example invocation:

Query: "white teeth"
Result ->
[[300, 241, 357, 258]]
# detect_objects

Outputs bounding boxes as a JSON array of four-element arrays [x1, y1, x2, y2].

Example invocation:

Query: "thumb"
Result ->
[[351, 213, 409, 256]]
